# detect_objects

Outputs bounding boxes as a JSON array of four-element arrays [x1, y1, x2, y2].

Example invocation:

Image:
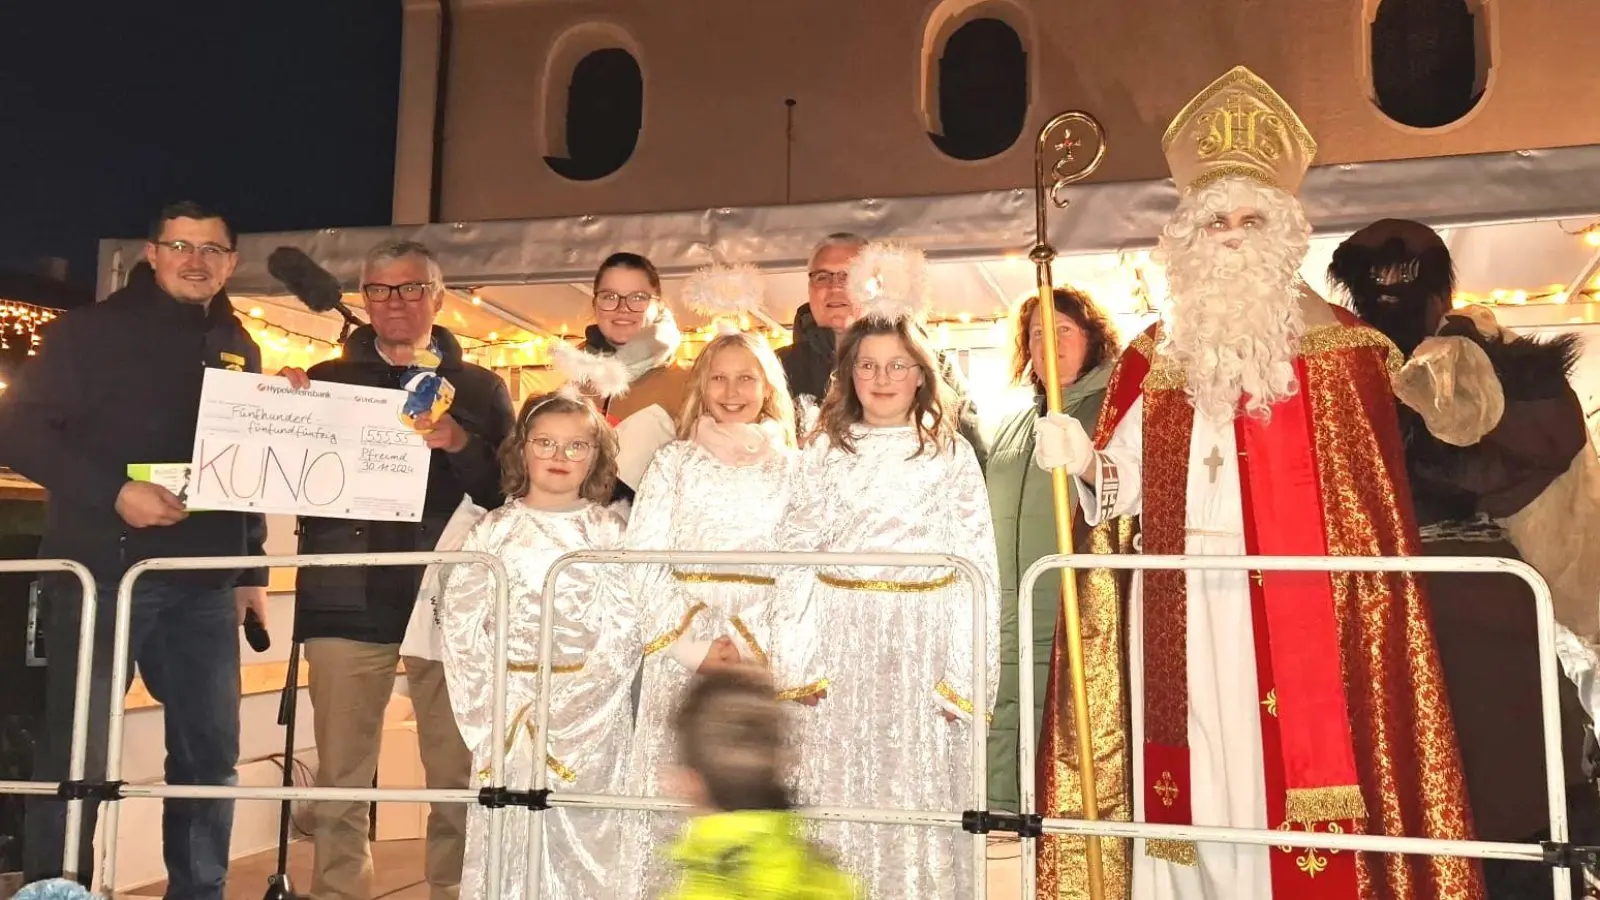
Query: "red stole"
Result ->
[[1082, 321, 1487, 900]]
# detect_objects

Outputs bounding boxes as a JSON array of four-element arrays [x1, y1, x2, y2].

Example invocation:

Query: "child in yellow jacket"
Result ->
[[661, 667, 858, 900]]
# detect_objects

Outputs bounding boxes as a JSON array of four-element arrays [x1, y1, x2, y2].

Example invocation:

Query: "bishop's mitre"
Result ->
[[1162, 65, 1319, 196]]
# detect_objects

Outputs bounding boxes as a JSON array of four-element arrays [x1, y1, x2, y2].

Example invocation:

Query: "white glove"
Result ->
[[1033, 411, 1094, 476]]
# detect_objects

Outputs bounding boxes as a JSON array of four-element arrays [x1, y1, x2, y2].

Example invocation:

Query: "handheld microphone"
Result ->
[[243, 608, 272, 653], [266, 246, 364, 341]]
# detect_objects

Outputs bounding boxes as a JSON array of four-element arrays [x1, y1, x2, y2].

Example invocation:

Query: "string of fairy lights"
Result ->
[[11, 219, 1600, 379], [0, 300, 58, 356], [239, 303, 1028, 374]]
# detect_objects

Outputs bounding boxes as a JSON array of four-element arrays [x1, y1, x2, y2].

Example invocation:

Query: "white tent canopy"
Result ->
[[97, 143, 1600, 345]]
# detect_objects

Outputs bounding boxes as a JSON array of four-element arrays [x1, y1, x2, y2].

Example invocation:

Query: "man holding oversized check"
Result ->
[[264, 240, 514, 900], [2, 202, 268, 897]]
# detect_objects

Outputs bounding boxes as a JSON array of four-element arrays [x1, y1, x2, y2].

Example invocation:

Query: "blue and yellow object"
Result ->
[[400, 370, 456, 431]]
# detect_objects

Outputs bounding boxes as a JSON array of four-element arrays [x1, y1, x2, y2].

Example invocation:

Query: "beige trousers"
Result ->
[[305, 638, 472, 900]]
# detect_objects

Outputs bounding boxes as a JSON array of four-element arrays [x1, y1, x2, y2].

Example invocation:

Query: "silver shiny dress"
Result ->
[[615, 436, 803, 900], [439, 499, 637, 900], [779, 425, 1000, 900]]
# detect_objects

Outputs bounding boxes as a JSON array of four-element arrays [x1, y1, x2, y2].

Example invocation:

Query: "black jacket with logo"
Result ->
[[0, 271, 267, 588], [292, 325, 514, 645]]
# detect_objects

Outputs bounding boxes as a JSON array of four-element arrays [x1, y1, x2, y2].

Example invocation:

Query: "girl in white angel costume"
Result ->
[[778, 244, 1000, 899], [614, 263, 811, 900], [439, 388, 636, 900]]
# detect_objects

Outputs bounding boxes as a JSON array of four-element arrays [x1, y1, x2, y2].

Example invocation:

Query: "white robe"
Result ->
[[613, 438, 802, 900], [439, 500, 637, 900], [1078, 396, 1274, 900], [777, 425, 1000, 900]]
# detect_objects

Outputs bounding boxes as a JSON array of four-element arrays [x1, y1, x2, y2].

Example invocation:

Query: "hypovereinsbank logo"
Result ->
[[256, 383, 332, 399]]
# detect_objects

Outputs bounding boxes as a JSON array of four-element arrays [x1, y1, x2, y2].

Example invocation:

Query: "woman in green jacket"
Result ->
[[984, 286, 1121, 812]]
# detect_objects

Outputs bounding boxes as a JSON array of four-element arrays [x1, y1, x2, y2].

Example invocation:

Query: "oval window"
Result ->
[[928, 17, 1028, 161], [1370, 0, 1488, 129], [544, 48, 643, 181]]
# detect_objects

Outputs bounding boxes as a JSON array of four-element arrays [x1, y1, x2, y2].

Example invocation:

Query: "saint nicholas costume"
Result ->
[[1064, 67, 1484, 900]]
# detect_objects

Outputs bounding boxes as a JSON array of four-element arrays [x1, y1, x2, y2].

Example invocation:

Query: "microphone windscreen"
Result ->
[[267, 247, 346, 314]]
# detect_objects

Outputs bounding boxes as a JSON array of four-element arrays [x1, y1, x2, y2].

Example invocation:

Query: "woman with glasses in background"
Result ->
[[561, 252, 693, 503]]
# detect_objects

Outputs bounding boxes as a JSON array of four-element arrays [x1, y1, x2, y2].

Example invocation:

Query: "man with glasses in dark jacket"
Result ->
[[0, 202, 267, 899], [278, 240, 513, 900], [778, 232, 988, 462]]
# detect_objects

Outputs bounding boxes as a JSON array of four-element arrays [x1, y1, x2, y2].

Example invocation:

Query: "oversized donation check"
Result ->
[[188, 369, 432, 521]]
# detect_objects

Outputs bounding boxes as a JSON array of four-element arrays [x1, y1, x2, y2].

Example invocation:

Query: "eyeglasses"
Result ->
[[808, 270, 850, 289], [526, 437, 594, 462], [1028, 323, 1079, 343], [853, 359, 917, 382], [153, 240, 234, 260], [363, 282, 434, 305], [594, 290, 656, 313]]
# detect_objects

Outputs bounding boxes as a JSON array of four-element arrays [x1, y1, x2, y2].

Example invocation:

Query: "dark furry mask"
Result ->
[[1329, 220, 1455, 357]]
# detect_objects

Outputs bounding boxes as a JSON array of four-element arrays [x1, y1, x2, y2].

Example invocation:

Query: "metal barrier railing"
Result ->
[[527, 550, 995, 900], [85, 549, 994, 900], [0, 549, 1584, 900], [1017, 553, 1573, 900], [0, 559, 97, 879], [97, 553, 511, 896]]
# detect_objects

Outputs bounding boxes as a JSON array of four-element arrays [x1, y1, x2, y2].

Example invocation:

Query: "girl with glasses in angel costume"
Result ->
[[776, 244, 1000, 900], [612, 265, 816, 900], [438, 388, 637, 900]]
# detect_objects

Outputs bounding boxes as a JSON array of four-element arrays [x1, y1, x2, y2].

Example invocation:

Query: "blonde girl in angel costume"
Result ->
[[613, 264, 816, 900], [438, 388, 636, 900], [777, 244, 1000, 900]]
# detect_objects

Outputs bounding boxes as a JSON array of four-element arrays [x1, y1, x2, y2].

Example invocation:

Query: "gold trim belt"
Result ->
[[670, 569, 777, 587], [507, 659, 584, 675], [815, 571, 959, 593], [644, 603, 708, 657]]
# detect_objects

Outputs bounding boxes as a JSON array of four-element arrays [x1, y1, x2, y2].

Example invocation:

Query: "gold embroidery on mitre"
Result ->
[[1162, 66, 1317, 195]]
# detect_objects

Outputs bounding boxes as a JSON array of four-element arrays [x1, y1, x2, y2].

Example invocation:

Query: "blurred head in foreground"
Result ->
[[663, 667, 861, 900]]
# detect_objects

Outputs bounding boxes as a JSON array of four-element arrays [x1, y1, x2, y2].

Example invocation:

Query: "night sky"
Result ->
[[0, 2, 403, 293]]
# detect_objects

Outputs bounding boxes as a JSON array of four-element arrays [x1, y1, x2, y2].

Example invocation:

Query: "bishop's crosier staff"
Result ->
[[1028, 110, 1108, 900]]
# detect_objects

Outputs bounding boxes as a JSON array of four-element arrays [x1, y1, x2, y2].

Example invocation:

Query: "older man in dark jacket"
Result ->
[[2, 202, 265, 898], [778, 233, 988, 462], [279, 240, 513, 900]]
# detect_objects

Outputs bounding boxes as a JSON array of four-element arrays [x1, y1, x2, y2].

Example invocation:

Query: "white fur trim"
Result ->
[[849, 241, 931, 324], [682, 263, 767, 317], [551, 341, 631, 399]]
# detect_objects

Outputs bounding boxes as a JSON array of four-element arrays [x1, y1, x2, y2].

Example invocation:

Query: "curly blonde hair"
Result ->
[[813, 317, 954, 457], [499, 391, 619, 503]]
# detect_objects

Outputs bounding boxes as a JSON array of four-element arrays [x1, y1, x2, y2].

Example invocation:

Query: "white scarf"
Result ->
[[692, 416, 786, 466]]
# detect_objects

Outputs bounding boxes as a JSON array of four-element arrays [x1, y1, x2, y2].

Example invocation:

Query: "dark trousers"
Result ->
[[24, 576, 241, 900]]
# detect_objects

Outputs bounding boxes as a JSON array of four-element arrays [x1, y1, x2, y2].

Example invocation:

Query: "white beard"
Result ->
[[1154, 179, 1312, 423]]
